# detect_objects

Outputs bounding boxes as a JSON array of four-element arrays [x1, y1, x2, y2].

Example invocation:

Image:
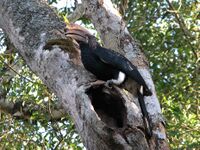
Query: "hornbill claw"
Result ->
[[104, 80, 113, 89]]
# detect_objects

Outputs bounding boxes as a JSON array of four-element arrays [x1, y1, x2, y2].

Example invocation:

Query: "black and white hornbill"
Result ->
[[66, 24, 153, 136]]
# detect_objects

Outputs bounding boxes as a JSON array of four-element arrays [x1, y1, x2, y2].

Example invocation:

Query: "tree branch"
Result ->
[[0, 0, 169, 149], [69, 0, 169, 149], [68, 4, 85, 23]]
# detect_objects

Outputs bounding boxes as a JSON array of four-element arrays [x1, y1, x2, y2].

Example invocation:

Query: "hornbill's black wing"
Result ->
[[93, 45, 153, 137], [93, 46, 152, 96]]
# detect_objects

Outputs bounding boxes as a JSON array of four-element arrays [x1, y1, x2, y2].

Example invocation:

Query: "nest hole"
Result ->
[[86, 85, 127, 128]]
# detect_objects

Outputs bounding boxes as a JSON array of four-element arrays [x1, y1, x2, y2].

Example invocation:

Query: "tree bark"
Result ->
[[0, 0, 169, 149]]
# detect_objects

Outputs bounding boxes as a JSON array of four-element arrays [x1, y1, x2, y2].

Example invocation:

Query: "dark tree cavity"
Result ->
[[87, 85, 127, 128]]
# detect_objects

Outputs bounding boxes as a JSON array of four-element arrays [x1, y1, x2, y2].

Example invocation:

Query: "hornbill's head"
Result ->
[[66, 24, 98, 49]]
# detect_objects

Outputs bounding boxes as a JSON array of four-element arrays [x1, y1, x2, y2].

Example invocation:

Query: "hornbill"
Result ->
[[66, 24, 153, 136]]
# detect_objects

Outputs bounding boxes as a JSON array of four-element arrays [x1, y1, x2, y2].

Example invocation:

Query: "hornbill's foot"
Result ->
[[104, 80, 113, 89]]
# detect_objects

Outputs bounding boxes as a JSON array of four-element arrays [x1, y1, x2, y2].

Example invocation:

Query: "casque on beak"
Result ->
[[65, 24, 91, 43]]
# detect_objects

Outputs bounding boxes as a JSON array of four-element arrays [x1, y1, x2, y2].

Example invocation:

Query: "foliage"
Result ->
[[0, 0, 199, 149], [119, 0, 199, 149], [0, 54, 83, 149]]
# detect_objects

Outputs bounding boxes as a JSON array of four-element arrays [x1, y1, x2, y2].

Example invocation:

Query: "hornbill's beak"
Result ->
[[66, 24, 91, 43]]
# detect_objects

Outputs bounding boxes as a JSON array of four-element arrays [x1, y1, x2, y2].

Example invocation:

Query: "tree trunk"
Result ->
[[0, 0, 169, 149]]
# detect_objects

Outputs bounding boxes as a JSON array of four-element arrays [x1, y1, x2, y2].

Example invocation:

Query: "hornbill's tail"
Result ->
[[138, 87, 152, 138]]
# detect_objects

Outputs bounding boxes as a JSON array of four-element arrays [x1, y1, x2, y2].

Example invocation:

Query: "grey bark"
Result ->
[[0, 0, 169, 149]]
